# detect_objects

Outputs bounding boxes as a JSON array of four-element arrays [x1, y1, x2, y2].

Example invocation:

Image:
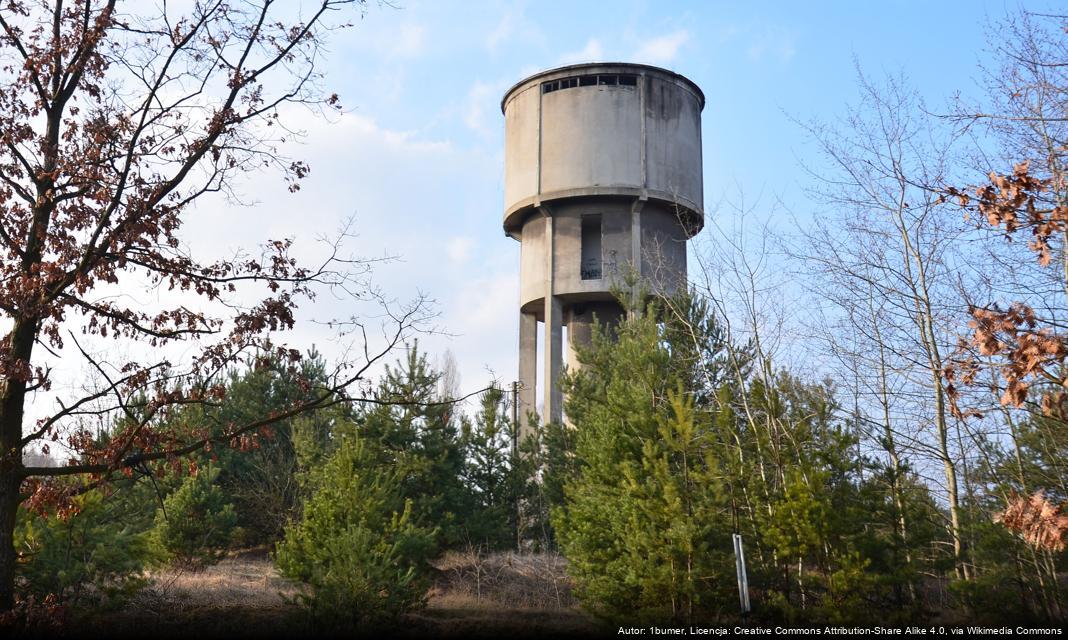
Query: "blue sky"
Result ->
[[182, 0, 1061, 401]]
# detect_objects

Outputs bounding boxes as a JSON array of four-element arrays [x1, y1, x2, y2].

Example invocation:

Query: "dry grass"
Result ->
[[139, 548, 302, 610], [77, 548, 598, 637], [95, 548, 305, 638], [414, 549, 598, 637], [429, 549, 578, 610]]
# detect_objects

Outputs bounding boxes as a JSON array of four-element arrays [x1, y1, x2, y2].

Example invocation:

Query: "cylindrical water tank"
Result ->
[[501, 62, 704, 236], [504, 62, 705, 427]]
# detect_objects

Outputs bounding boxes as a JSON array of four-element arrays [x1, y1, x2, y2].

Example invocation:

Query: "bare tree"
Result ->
[[795, 70, 977, 580], [938, 10, 1068, 613]]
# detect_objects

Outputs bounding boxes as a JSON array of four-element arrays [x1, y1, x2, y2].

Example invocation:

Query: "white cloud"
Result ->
[[633, 30, 689, 65], [174, 101, 513, 400], [558, 38, 604, 65], [485, 1, 544, 53], [455, 271, 516, 334], [746, 27, 797, 63], [486, 8, 517, 52], [389, 23, 426, 58], [463, 81, 501, 138], [334, 111, 452, 157], [446, 236, 475, 264]]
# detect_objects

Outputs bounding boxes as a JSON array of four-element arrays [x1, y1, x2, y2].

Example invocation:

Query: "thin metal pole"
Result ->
[[511, 381, 519, 457], [512, 381, 521, 551]]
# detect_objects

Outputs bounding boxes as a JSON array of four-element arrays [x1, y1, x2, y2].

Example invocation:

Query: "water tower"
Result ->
[[502, 62, 704, 432]]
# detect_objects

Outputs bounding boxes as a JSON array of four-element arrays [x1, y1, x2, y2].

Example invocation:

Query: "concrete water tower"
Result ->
[[502, 62, 704, 431]]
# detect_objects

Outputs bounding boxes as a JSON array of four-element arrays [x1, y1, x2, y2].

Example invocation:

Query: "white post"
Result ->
[[733, 533, 751, 615]]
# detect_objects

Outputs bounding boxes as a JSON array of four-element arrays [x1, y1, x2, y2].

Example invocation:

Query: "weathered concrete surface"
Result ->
[[502, 63, 704, 235], [566, 302, 624, 372], [638, 204, 688, 296], [517, 200, 688, 314], [504, 63, 704, 436], [518, 312, 537, 428], [543, 295, 563, 425]]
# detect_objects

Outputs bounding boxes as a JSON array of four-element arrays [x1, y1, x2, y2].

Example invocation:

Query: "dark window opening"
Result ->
[[541, 74, 638, 95], [581, 215, 603, 280]]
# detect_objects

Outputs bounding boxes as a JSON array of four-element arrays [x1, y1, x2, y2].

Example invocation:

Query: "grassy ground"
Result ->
[[75, 548, 600, 638], [416, 550, 598, 637], [89, 548, 304, 637]]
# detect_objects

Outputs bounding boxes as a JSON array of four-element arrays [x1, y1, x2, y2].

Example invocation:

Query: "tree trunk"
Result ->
[[0, 469, 18, 611], [869, 289, 917, 601], [941, 447, 968, 581], [0, 318, 38, 611], [892, 199, 970, 582]]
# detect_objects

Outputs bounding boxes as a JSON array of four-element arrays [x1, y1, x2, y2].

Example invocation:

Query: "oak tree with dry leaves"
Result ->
[[0, 0, 441, 612], [996, 491, 1068, 553], [944, 162, 1068, 417], [938, 13, 1068, 606]]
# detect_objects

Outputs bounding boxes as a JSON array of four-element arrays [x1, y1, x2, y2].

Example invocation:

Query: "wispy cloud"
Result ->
[[349, 22, 428, 61], [389, 23, 427, 59], [451, 271, 517, 334], [486, 15, 511, 51], [343, 112, 453, 155], [463, 80, 503, 138], [486, 1, 544, 53], [446, 236, 475, 264], [633, 30, 689, 64], [746, 26, 796, 63], [558, 38, 604, 65]]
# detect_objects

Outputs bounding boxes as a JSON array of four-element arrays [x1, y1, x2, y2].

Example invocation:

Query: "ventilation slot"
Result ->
[[541, 74, 639, 95]]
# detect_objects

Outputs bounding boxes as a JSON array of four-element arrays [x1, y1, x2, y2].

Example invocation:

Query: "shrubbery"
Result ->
[[150, 466, 237, 569], [15, 483, 157, 608], [550, 295, 948, 624], [553, 304, 735, 623], [275, 430, 435, 627]]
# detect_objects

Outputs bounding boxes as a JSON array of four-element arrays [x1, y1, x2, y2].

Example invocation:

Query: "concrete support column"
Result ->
[[630, 198, 644, 318], [631, 198, 644, 277], [566, 302, 624, 377], [541, 209, 563, 425], [544, 295, 563, 424], [518, 311, 537, 439], [566, 309, 592, 373]]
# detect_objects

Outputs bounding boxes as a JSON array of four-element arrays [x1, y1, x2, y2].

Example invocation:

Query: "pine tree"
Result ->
[[16, 481, 157, 608], [275, 428, 435, 627], [357, 343, 471, 548], [553, 304, 734, 623], [459, 387, 517, 549], [192, 352, 338, 545], [150, 466, 237, 570]]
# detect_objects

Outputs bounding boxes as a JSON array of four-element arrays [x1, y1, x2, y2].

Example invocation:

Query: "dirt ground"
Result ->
[[78, 548, 601, 638]]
